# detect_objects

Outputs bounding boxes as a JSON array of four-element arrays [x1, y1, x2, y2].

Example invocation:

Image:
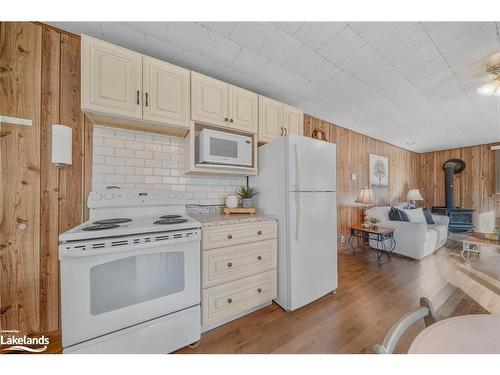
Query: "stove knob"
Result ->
[[104, 192, 114, 200], [90, 192, 102, 201]]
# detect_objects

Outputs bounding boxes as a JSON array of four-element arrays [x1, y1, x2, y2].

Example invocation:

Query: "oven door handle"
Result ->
[[59, 231, 200, 259]]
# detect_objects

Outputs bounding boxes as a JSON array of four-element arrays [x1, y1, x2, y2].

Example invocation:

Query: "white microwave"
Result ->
[[196, 129, 253, 167]]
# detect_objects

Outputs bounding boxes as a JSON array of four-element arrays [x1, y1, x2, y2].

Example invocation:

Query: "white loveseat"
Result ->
[[365, 206, 449, 260]]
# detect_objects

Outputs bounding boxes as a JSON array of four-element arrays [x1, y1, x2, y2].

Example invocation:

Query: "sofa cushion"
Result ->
[[422, 207, 435, 224], [366, 206, 391, 223], [402, 208, 427, 224], [389, 207, 409, 222]]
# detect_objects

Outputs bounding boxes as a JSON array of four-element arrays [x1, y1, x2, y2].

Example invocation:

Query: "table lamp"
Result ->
[[407, 188, 424, 207], [355, 187, 374, 224]]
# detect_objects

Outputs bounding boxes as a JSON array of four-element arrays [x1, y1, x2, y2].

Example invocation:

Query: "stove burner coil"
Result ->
[[154, 218, 188, 225], [82, 223, 120, 231], [159, 215, 182, 219], [93, 218, 133, 225]]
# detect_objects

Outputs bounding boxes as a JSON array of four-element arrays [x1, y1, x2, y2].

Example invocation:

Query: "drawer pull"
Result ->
[[227, 298, 232, 304], [227, 262, 232, 268], [227, 234, 233, 239], [257, 230, 262, 235], [257, 288, 262, 293], [257, 255, 262, 260]]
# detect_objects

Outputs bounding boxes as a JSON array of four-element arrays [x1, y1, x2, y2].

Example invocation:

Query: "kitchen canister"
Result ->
[[225, 194, 239, 209]]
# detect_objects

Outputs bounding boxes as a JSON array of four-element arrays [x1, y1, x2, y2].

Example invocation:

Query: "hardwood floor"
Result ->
[[11, 240, 499, 354]]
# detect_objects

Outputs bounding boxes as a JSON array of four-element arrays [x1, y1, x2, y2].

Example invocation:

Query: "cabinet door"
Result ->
[[81, 35, 142, 118], [228, 85, 258, 133], [191, 72, 228, 127], [143, 56, 190, 128], [283, 104, 304, 136], [258, 96, 283, 143]]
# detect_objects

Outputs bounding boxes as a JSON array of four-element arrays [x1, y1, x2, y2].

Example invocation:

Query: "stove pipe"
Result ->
[[442, 159, 465, 211]]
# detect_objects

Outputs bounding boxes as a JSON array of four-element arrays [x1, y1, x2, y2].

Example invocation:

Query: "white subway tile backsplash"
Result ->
[[92, 125, 246, 206]]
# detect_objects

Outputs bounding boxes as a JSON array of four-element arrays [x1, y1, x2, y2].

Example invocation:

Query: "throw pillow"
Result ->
[[402, 208, 427, 224], [388, 207, 409, 222], [422, 207, 435, 224]]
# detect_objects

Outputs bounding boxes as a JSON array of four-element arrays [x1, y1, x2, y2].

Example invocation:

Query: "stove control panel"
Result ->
[[87, 189, 185, 209]]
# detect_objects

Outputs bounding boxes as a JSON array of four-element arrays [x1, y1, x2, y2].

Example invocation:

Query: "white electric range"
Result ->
[[59, 189, 201, 354]]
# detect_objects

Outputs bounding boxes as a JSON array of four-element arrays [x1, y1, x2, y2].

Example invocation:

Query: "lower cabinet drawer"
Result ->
[[203, 239, 277, 287], [202, 269, 277, 325]]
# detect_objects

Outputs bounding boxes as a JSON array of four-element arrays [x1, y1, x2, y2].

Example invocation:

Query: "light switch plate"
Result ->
[[0, 115, 32, 127], [351, 173, 357, 181]]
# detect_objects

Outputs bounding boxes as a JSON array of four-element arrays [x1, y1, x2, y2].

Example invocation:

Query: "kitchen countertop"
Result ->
[[190, 212, 278, 228]]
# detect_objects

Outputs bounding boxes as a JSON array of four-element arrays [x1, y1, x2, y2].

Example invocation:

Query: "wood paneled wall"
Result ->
[[304, 115, 421, 247], [0, 22, 87, 335], [418, 144, 498, 232]]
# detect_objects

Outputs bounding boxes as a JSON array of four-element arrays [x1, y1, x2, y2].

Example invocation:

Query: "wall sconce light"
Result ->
[[52, 124, 72, 168]]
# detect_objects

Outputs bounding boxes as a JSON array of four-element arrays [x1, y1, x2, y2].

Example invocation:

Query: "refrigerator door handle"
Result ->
[[295, 194, 301, 241], [294, 143, 300, 191]]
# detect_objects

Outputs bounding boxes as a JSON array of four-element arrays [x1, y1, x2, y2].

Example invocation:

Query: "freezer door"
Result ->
[[287, 191, 337, 311], [287, 135, 336, 192]]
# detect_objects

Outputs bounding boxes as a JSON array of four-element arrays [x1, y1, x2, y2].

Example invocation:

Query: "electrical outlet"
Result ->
[[340, 235, 346, 243]]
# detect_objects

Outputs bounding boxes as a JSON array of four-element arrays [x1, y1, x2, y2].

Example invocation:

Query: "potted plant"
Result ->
[[366, 217, 380, 229], [237, 186, 258, 208]]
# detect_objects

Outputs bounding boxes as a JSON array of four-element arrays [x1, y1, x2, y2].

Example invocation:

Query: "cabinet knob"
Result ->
[[257, 255, 262, 260], [145, 92, 149, 107], [227, 262, 232, 268], [136, 90, 140, 105], [227, 234, 233, 239], [257, 230, 262, 235], [227, 298, 232, 304], [280, 127, 284, 136], [229, 118, 233, 123], [224, 117, 229, 122], [257, 288, 262, 293]]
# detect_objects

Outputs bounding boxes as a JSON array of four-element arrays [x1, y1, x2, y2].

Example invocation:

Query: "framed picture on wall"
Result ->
[[369, 154, 389, 187]]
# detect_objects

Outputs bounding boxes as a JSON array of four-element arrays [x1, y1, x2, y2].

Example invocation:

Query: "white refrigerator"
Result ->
[[250, 135, 337, 311]]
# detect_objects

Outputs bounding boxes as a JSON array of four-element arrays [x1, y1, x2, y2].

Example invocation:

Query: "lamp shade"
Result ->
[[355, 188, 374, 205], [407, 188, 424, 201]]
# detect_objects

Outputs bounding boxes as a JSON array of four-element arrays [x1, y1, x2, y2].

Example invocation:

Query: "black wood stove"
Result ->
[[431, 159, 475, 233]]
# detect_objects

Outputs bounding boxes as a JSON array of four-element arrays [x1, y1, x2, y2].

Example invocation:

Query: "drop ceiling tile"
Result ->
[[258, 29, 303, 65], [100, 22, 146, 53], [273, 22, 304, 35], [197, 22, 238, 38], [202, 32, 242, 65], [145, 36, 185, 66], [402, 57, 449, 83], [182, 50, 214, 76], [166, 22, 210, 55], [366, 69, 407, 91], [390, 42, 441, 72], [354, 57, 394, 83], [318, 27, 367, 64], [229, 23, 279, 53], [283, 46, 325, 76], [231, 48, 269, 77], [304, 60, 353, 87], [126, 22, 168, 40], [335, 44, 382, 74], [292, 22, 347, 51]]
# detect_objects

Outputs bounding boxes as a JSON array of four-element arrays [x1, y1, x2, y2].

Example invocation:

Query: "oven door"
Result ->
[[60, 233, 200, 348]]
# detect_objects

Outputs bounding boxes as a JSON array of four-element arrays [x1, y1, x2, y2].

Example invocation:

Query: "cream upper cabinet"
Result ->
[[258, 96, 283, 143], [143, 56, 190, 127], [81, 35, 142, 119], [283, 104, 304, 136], [191, 72, 228, 127], [228, 85, 258, 134]]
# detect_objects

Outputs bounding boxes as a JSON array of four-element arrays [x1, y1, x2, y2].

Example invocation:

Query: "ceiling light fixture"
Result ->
[[477, 53, 500, 97]]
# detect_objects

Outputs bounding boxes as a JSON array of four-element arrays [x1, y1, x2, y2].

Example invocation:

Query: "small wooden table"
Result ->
[[450, 232, 500, 263], [348, 224, 396, 262], [408, 314, 500, 353]]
